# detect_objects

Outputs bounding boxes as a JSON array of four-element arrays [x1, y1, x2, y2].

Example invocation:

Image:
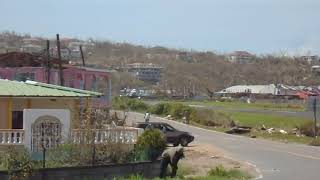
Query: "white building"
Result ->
[[228, 51, 255, 64]]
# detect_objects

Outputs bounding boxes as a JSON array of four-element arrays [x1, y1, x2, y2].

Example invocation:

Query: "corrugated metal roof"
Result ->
[[0, 79, 102, 97], [217, 84, 276, 94]]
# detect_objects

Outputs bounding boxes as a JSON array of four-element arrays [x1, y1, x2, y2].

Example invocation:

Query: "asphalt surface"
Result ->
[[129, 112, 320, 180]]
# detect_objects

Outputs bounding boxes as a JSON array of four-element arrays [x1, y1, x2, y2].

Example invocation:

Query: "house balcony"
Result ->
[[0, 129, 25, 145]]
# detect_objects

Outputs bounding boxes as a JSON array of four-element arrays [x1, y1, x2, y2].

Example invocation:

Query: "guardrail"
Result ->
[[0, 129, 24, 145]]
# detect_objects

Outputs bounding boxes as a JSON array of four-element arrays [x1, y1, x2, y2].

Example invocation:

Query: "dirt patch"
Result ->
[[179, 143, 258, 178]]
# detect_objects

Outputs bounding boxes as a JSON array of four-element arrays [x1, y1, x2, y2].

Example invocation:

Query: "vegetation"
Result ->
[[0, 146, 34, 180], [113, 96, 150, 112], [299, 121, 320, 137], [135, 129, 166, 161], [309, 138, 320, 146], [150, 102, 232, 128], [150, 102, 191, 119], [1, 31, 319, 98], [229, 112, 308, 129], [190, 109, 233, 127], [113, 165, 251, 180], [187, 100, 306, 111]]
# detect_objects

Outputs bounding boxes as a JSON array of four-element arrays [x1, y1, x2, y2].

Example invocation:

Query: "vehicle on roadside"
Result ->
[[134, 122, 194, 146]]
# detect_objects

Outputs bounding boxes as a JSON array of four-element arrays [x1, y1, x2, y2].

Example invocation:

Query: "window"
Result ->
[[12, 111, 23, 129], [165, 124, 176, 131]]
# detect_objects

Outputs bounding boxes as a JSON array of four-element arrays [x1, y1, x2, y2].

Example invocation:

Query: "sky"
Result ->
[[1, 0, 320, 55]]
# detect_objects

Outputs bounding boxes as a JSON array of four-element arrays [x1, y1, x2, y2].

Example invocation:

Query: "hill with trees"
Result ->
[[0, 31, 318, 96]]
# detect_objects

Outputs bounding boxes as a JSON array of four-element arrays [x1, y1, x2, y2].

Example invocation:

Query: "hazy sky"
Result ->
[[1, 0, 320, 55]]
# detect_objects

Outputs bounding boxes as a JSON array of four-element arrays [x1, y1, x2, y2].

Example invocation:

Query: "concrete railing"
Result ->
[[71, 127, 139, 144], [0, 129, 24, 145]]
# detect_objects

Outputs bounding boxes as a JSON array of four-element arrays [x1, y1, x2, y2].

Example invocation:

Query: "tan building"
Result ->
[[0, 79, 138, 152], [0, 79, 103, 151]]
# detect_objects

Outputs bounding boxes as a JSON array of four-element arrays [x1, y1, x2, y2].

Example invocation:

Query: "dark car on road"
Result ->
[[134, 122, 194, 146]]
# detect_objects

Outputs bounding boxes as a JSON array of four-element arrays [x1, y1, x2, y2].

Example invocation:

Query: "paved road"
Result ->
[[129, 112, 320, 180]]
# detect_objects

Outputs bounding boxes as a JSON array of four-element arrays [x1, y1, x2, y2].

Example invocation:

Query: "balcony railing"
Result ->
[[0, 129, 24, 145], [71, 127, 139, 144], [0, 127, 139, 146]]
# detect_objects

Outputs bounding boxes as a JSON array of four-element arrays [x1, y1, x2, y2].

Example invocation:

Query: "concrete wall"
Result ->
[[23, 109, 71, 151], [0, 161, 161, 180]]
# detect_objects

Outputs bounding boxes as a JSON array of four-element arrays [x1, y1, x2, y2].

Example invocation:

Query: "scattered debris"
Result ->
[[229, 120, 236, 127], [261, 124, 267, 130], [266, 128, 275, 134], [226, 126, 252, 134], [279, 129, 288, 134]]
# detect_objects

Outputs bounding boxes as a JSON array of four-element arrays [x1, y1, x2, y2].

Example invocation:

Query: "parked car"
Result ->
[[134, 122, 194, 146]]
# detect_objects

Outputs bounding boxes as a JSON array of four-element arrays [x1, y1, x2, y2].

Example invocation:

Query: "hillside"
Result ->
[[0, 31, 318, 96]]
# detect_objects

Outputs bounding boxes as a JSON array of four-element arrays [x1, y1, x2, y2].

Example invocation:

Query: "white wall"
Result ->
[[23, 109, 70, 151]]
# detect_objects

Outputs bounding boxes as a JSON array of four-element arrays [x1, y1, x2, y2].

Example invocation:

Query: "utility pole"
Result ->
[[56, 34, 64, 86], [80, 45, 86, 67], [313, 97, 318, 138], [46, 40, 51, 84]]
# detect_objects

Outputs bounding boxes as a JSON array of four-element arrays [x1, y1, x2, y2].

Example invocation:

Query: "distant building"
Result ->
[[20, 44, 43, 54], [176, 52, 194, 62], [228, 51, 255, 64], [299, 55, 319, 64], [217, 84, 277, 95], [0, 52, 112, 108], [122, 63, 163, 83]]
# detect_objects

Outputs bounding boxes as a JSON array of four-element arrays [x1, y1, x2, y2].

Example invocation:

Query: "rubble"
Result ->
[[226, 126, 252, 134], [279, 129, 288, 134], [266, 128, 275, 134]]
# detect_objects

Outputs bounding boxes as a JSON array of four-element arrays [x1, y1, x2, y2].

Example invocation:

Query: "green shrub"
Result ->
[[169, 103, 191, 119], [150, 103, 171, 115], [207, 165, 251, 179], [151, 102, 192, 120], [2, 146, 34, 180], [47, 144, 83, 167], [113, 96, 149, 111], [207, 165, 228, 177], [190, 109, 232, 127], [135, 129, 166, 161]]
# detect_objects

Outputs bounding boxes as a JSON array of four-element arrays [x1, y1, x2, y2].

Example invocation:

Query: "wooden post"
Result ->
[[56, 34, 64, 86], [46, 40, 51, 84], [7, 98, 12, 129], [80, 45, 85, 67], [27, 99, 31, 108]]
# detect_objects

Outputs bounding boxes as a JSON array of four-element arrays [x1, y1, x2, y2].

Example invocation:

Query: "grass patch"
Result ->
[[114, 165, 251, 180], [155, 99, 306, 112], [229, 111, 309, 129], [251, 131, 313, 144], [309, 138, 320, 146]]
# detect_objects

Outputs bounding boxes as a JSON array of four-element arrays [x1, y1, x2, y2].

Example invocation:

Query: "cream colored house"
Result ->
[[0, 79, 138, 152]]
